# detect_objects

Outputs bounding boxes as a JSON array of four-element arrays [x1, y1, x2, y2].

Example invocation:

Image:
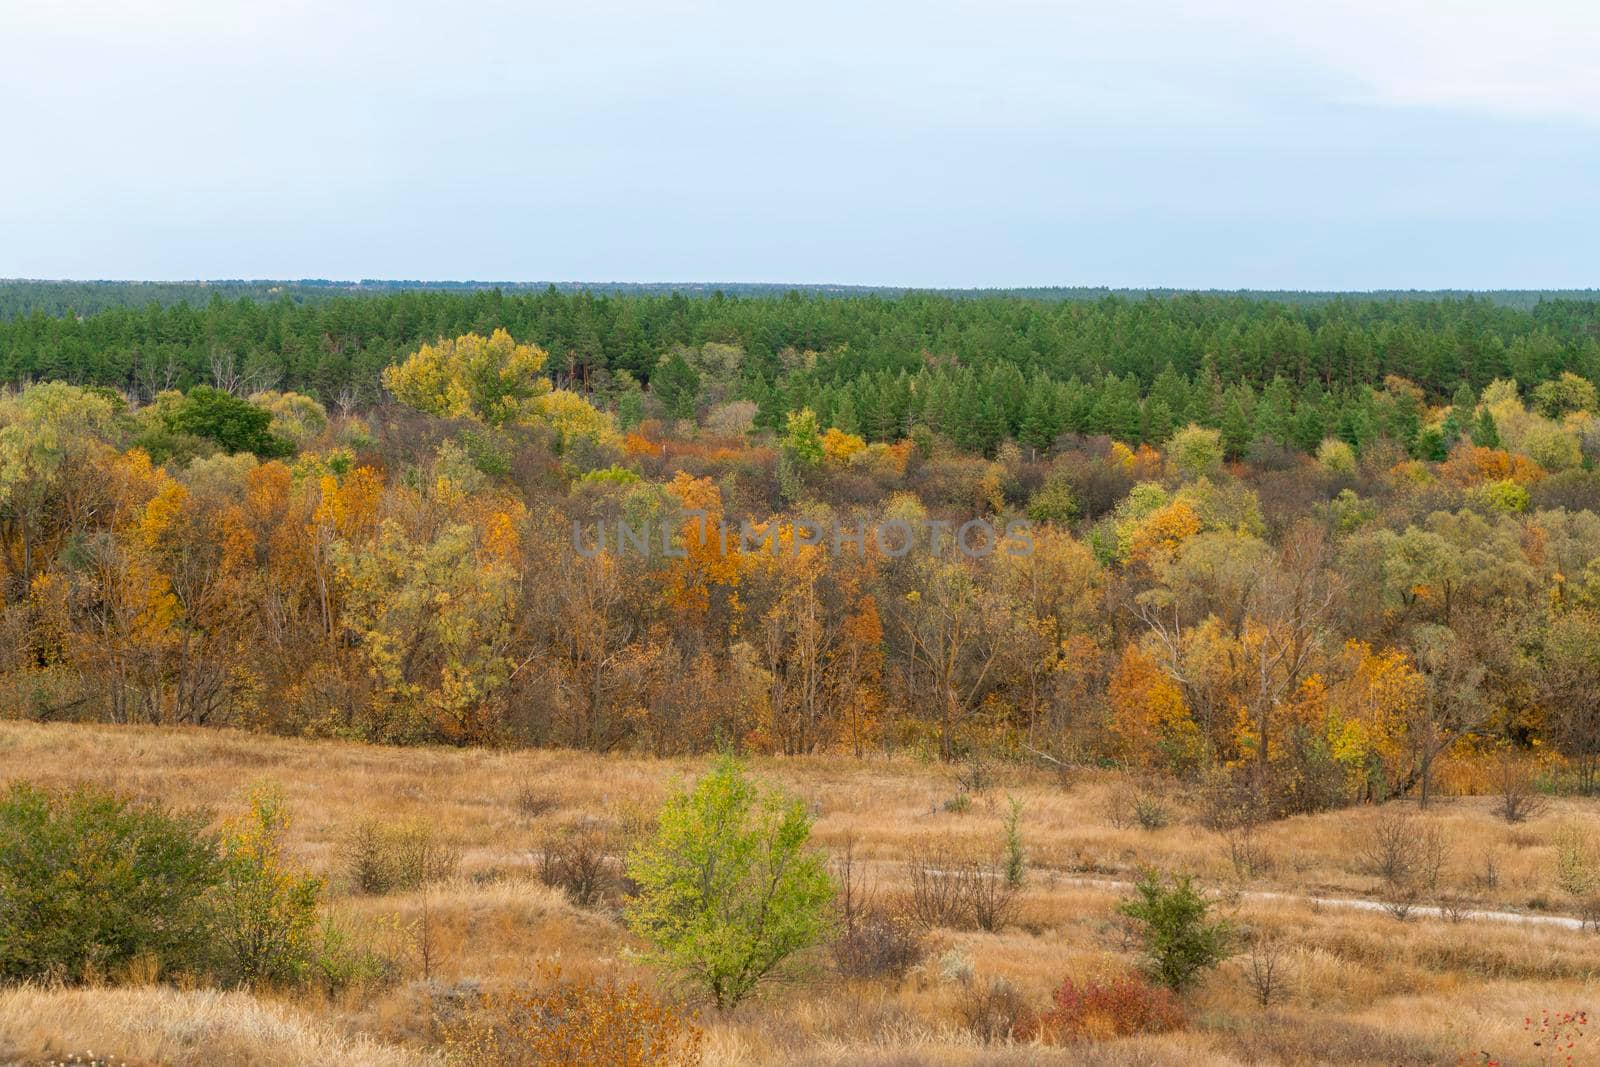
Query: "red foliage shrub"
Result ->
[[1035, 974, 1184, 1042]]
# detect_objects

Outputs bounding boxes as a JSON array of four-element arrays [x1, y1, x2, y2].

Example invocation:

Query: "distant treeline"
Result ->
[[7, 278, 1600, 319], [4, 284, 1600, 454]]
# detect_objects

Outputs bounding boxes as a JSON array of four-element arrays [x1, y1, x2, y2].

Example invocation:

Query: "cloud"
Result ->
[[1201, 0, 1600, 123]]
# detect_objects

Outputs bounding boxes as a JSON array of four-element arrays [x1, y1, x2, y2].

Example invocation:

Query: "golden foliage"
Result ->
[[442, 964, 702, 1067]]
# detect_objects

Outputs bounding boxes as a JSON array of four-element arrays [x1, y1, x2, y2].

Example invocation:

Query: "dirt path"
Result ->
[[1048, 873, 1592, 930]]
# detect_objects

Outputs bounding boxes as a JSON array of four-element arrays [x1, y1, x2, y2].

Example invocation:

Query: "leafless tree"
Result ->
[[1363, 808, 1448, 920], [1493, 750, 1550, 824], [1244, 933, 1289, 1007]]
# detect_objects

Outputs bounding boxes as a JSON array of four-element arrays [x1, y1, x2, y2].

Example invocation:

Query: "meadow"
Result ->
[[2, 720, 1594, 1067]]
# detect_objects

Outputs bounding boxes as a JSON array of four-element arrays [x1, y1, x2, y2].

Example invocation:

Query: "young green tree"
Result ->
[[1470, 407, 1502, 448], [211, 783, 324, 987], [1119, 870, 1232, 994], [778, 407, 824, 501], [626, 755, 835, 1009]]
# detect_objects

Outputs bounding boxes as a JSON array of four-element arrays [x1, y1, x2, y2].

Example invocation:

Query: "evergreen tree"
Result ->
[[652, 352, 702, 421], [1150, 362, 1191, 425], [1291, 380, 1327, 453], [1413, 425, 1448, 461], [831, 390, 860, 434], [1143, 396, 1175, 446], [1471, 408, 1502, 448], [617, 376, 645, 430], [1019, 384, 1059, 453], [1451, 381, 1477, 424], [1219, 391, 1252, 459], [1254, 376, 1293, 446]]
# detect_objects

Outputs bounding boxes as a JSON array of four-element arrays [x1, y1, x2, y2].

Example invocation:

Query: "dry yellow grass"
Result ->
[[1, 720, 1597, 1066]]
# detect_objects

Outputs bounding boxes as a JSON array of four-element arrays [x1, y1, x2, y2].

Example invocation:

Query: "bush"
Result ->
[[1119, 870, 1232, 993], [442, 964, 703, 1066], [831, 907, 925, 981], [1493, 752, 1550, 825], [211, 783, 325, 986], [537, 820, 615, 906], [625, 755, 834, 1008], [1134, 795, 1172, 831], [0, 781, 219, 983], [344, 817, 460, 895], [955, 975, 1034, 1045], [830, 835, 925, 981], [1036, 974, 1184, 1041]]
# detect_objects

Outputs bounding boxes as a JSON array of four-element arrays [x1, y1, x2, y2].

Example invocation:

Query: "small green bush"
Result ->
[[1119, 869, 1232, 994], [0, 781, 219, 983]]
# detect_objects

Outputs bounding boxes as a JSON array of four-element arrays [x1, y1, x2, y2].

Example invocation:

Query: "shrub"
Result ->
[[902, 838, 1020, 933], [830, 835, 926, 981], [955, 975, 1034, 1045], [537, 820, 615, 906], [1554, 822, 1596, 899], [442, 964, 703, 1066], [1037, 974, 1184, 1041], [832, 907, 925, 982], [0, 781, 219, 983], [344, 817, 460, 895], [1493, 752, 1550, 825], [1119, 870, 1232, 993], [968, 852, 1021, 932], [625, 755, 834, 1008], [211, 783, 324, 986], [1134, 795, 1172, 831], [1242, 933, 1290, 1007]]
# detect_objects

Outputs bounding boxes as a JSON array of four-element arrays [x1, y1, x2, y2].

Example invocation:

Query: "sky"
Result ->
[[3, 0, 1598, 289]]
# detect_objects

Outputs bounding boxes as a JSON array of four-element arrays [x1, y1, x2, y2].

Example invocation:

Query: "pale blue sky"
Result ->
[[4, 0, 1597, 288]]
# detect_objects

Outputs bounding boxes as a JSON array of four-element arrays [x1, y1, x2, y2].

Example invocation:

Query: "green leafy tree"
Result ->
[[625, 755, 835, 1009], [1026, 475, 1078, 524], [1119, 870, 1232, 993], [381, 328, 551, 427], [168, 385, 294, 458], [1166, 424, 1224, 481], [778, 408, 824, 501]]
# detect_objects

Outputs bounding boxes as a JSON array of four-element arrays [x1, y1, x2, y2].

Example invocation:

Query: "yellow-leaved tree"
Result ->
[[382, 329, 617, 450], [382, 328, 551, 426]]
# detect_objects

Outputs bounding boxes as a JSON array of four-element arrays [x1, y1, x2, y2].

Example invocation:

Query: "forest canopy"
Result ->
[[4, 287, 1600, 821]]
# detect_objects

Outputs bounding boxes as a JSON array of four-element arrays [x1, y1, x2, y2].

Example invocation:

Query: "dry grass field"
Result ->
[[1, 720, 1597, 1066]]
